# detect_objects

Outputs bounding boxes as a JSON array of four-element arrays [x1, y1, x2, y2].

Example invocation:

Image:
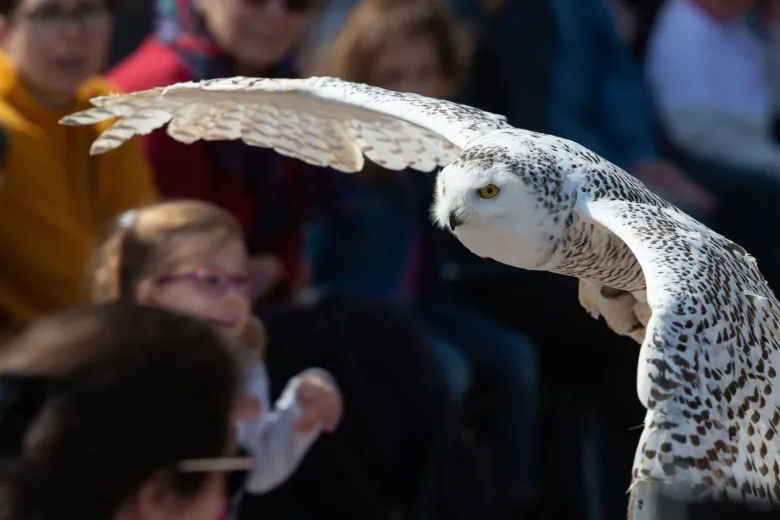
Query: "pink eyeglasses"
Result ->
[[155, 267, 272, 300]]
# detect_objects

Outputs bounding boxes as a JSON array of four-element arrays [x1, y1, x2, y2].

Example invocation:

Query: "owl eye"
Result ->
[[477, 184, 500, 199]]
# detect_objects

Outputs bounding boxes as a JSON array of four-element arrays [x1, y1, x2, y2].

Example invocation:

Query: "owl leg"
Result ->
[[598, 286, 645, 344], [632, 290, 652, 329], [578, 279, 601, 319], [578, 281, 648, 343]]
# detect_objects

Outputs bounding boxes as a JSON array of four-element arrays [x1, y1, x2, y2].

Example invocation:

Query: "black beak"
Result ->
[[448, 211, 465, 231]]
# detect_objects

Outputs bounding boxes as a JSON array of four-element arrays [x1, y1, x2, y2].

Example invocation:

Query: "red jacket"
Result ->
[[109, 37, 305, 299]]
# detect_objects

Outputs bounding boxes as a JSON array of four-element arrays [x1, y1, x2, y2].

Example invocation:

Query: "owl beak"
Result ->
[[448, 210, 466, 231]]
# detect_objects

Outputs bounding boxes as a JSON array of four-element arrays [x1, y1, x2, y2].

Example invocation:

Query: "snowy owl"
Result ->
[[60, 76, 780, 516]]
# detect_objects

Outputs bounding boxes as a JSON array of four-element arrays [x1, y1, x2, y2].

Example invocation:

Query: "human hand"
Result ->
[[631, 158, 718, 214], [293, 371, 342, 435]]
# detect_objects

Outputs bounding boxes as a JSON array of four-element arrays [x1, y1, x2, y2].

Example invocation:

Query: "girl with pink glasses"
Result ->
[[87, 199, 343, 500]]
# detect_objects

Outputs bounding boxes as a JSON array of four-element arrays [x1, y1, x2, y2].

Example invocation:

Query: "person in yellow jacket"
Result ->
[[0, 0, 158, 333]]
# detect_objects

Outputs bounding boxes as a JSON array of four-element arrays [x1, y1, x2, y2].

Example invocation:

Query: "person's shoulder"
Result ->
[[70, 77, 129, 136], [107, 37, 195, 93], [0, 54, 30, 131], [77, 74, 124, 99], [81, 38, 196, 143], [78, 37, 192, 99], [654, 0, 712, 38], [647, 0, 712, 61]]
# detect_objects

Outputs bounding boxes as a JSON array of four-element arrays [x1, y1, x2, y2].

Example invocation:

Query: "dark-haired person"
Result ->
[[0, 0, 158, 336], [0, 302, 249, 520]]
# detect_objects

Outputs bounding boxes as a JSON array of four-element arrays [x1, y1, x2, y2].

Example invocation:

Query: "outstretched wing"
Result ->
[[59, 76, 510, 173], [577, 185, 780, 504]]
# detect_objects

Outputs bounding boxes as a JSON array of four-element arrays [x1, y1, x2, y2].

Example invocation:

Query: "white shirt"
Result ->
[[645, 0, 780, 173], [236, 362, 337, 494]]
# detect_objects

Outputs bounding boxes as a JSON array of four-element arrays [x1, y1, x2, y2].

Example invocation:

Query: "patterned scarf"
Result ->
[[153, 0, 344, 252]]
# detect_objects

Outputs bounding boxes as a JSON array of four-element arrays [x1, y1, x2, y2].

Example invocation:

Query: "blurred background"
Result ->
[[3, 0, 780, 519]]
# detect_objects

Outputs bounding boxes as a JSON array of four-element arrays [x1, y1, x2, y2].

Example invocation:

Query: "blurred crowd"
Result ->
[[0, 1, 779, 520]]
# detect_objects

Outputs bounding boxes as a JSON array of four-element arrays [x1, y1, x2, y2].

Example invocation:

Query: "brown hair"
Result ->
[[315, 0, 472, 99], [0, 302, 242, 520], [87, 199, 267, 356]]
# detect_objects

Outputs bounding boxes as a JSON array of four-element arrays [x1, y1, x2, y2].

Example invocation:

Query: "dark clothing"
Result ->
[[239, 295, 455, 519]]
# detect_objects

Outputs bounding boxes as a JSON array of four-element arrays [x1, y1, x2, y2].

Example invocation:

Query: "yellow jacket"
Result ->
[[0, 52, 159, 327]]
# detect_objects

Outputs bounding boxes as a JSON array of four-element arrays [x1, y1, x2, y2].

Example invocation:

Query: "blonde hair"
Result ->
[[316, 0, 473, 99], [87, 200, 267, 356]]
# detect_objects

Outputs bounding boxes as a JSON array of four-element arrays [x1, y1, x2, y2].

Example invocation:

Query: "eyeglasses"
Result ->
[[11, 3, 110, 33], [179, 456, 253, 498], [242, 0, 322, 14], [155, 267, 271, 300]]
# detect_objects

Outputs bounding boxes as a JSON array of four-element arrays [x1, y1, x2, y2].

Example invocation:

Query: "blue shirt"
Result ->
[[548, 0, 659, 169], [306, 171, 433, 300]]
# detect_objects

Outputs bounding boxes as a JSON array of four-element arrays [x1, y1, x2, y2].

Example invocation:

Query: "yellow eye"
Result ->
[[477, 184, 500, 199]]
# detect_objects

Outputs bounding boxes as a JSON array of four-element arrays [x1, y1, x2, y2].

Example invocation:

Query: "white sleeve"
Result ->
[[645, 9, 780, 173], [660, 108, 780, 173], [236, 363, 336, 494]]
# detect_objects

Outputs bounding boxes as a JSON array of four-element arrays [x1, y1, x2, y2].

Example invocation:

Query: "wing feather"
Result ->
[[578, 194, 780, 503], [59, 76, 508, 173]]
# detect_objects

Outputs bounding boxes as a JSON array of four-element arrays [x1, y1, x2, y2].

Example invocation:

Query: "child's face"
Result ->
[[368, 36, 446, 99], [137, 237, 252, 340], [195, 0, 314, 73], [0, 0, 112, 106]]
